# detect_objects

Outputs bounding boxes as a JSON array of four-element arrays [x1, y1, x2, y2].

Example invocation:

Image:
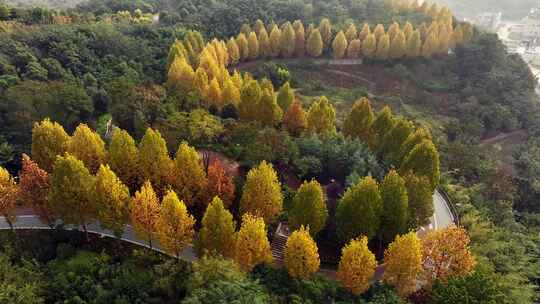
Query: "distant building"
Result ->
[[473, 12, 502, 31]]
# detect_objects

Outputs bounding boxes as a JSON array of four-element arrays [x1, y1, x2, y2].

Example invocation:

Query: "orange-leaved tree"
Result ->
[[19, 154, 54, 228], [131, 181, 160, 249], [421, 226, 476, 286]]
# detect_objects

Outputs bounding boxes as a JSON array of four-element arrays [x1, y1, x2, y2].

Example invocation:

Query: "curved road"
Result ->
[[0, 190, 454, 264]]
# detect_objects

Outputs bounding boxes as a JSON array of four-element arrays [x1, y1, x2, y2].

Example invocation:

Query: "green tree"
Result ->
[[240, 161, 283, 223], [196, 196, 236, 258], [138, 128, 173, 195], [336, 176, 382, 242], [400, 140, 440, 191], [49, 154, 96, 238], [397, 127, 432, 166], [307, 96, 336, 136], [239, 80, 262, 121], [379, 170, 409, 244], [403, 172, 433, 228], [277, 82, 294, 111], [306, 28, 323, 58], [379, 118, 414, 164], [31, 119, 70, 172], [371, 106, 395, 150], [332, 31, 348, 59], [288, 180, 328, 237], [257, 89, 283, 127], [67, 124, 107, 174], [94, 165, 130, 238], [343, 97, 375, 145], [429, 272, 505, 304], [109, 128, 140, 191]]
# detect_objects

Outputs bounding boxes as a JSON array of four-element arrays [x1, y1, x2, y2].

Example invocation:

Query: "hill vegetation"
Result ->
[[0, 0, 539, 303]]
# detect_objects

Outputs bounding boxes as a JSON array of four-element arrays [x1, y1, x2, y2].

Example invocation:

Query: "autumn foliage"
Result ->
[[19, 154, 54, 227], [337, 236, 377, 295], [233, 213, 273, 272], [284, 226, 320, 279]]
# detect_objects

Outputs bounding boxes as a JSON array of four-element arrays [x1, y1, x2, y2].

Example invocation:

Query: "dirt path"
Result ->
[[480, 130, 527, 146]]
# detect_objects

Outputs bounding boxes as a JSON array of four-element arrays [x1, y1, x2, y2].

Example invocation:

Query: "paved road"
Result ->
[[0, 190, 454, 264], [0, 215, 196, 261]]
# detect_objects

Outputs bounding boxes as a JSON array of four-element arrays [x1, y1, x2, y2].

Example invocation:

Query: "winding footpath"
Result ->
[[0, 191, 455, 266]]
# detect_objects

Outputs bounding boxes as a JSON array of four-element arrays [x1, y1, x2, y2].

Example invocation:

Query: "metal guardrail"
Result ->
[[437, 189, 460, 226]]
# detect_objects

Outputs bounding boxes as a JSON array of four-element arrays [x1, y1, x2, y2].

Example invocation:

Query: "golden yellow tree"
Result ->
[[131, 181, 160, 248], [280, 22, 296, 58], [307, 96, 336, 136], [376, 34, 390, 60], [306, 28, 324, 58], [109, 128, 140, 191], [390, 30, 407, 59], [240, 161, 283, 223], [247, 31, 259, 60], [94, 165, 130, 238], [293, 20, 306, 57], [337, 236, 377, 295], [258, 27, 270, 59], [138, 128, 173, 196], [421, 226, 476, 286], [227, 38, 240, 65], [31, 118, 70, 172], [332, 30, 348, 59], [403, 21, 414, 40], [269, 25, 282, 58], [406, 30, 422, 58], [222, 78, 241, 106], [343, 97, 375, 144], [362, 33, 377, 58], [0, 166, 18, 231], [383, 232, 422, 297], [373, 23, 385, 41], [67, 123, 107, 174], [171, 142, 208, 210], [388, 22, 400, 41], [233, 213, 273, 272], [346, 39, 362, 58], [284, 226, 320, 278], [422, 31, 439, 58], [206, 77, 223, 108], [166, 56, 195, 92], [345, 23, 358, 42], [157, 190, 195, 258], [319, 18, 332, 45], [359, 23, 371, 41], [236, 33, 249, 62], [254, 19, 266, 35], [196, 196, 236, 257]]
